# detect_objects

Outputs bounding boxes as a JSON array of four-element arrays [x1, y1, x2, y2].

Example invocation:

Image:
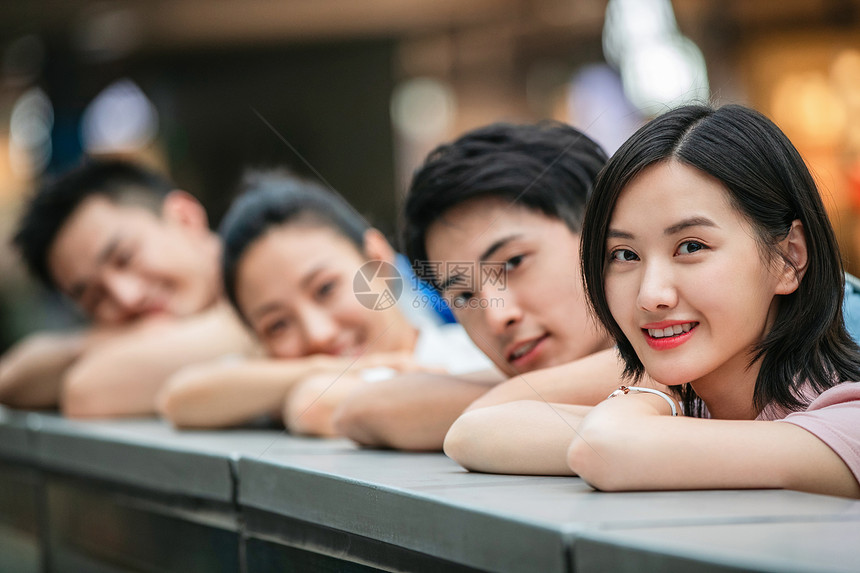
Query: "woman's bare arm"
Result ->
[[158, 357, 328, 428], [159, 349, 429, 429], [567, 395, 860, 498]]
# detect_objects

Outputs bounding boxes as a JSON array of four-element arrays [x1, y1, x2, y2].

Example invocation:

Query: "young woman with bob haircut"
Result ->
[[157, 171, 491, 433], [568, 104, 860, 498]]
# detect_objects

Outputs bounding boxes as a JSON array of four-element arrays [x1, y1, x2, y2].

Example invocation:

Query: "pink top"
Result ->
[[760, 382, 860, 484]]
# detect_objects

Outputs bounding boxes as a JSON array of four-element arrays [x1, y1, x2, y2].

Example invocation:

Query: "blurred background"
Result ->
[[2, 0, 860, 352]]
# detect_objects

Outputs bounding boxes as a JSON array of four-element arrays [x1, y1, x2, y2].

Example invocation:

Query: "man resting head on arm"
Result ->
[[0, 160, 255, 417]]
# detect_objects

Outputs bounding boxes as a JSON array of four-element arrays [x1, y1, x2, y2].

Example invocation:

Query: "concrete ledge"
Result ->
[[575, 519, 860, 573], [240, 454, 570, 572], [1, 406, 859, 572], [33, 414, 236, 502], [0, 407, 35, 462], [239, 452, 860, 573]]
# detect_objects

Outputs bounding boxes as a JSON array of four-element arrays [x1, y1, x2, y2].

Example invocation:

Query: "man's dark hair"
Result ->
[[219, 169, 370, 317], [12, 159, 175, 289], [402, 121, 607, 287]]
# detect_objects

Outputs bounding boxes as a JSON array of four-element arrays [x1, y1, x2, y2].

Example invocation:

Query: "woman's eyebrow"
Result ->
[[300, 266, 326, 290], [607, 229, 633, 240], [663, 217, 717, 236], [249, 302, 282, 323], [607, 217, 718, 241]]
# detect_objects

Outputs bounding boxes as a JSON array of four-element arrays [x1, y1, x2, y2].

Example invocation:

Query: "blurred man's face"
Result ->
[[47, 193, 221, 325]]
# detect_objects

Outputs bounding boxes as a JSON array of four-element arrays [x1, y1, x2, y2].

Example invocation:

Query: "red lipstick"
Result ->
[[642, 321, 698, 351]]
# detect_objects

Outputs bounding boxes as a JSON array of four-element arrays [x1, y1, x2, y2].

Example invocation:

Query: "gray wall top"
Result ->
[[2, 406, 859, 573]]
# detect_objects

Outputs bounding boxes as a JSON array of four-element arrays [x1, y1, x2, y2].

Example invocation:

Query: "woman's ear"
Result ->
[[161, 190, 210, 234], [362, 228, 396, 264], [775, 219, 808, 295]]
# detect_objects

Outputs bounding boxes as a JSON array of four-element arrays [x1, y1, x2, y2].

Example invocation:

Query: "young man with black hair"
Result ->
[[0, 160, 255, 417], [334, 122, 628, 451]]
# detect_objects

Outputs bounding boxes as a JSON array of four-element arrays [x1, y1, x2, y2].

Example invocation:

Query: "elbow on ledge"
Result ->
[[442, 410, 487, 472], [283, 376, 340, 437], [331, 396, 385, 447], [155, 380, 199, 429], [60, 364, 113, 418], [566, 417, 630, 492]]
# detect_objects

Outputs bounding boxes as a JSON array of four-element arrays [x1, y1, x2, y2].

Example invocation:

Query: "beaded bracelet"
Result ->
[[606, 385, 679, 416]]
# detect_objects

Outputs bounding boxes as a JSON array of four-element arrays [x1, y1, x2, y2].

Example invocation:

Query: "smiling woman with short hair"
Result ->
[[568, 104, 860, 497]]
